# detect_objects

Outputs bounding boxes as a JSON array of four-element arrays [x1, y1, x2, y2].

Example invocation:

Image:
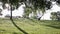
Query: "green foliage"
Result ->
[[56, 0, 60, 4], [24, 0, 52, 18], [24, 7, 32, 16], [1, 0, 20, 19], [2, 0, 19, 4], [51, 12, 57, 20], [57, 11, 60, 20], [51, 12, 60, 20], [26, 0, 46, 9], [1, 0, 53, 19], [2, 0, 20, 9]]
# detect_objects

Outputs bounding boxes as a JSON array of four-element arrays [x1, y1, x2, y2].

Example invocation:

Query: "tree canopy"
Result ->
[[1, 0, 60, 20]]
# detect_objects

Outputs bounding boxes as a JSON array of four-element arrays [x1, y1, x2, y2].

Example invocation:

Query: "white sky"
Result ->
[[41, 1, 60, 20], [0, 3, 25, 18]]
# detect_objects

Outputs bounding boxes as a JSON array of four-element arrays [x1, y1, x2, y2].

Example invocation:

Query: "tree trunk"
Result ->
[[38, 14, 44, 20], [10, 5, 12, 20], [38, 10, 45, 20]]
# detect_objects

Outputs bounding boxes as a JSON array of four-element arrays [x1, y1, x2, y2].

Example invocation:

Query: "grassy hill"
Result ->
[[0, 18, 60, 34]]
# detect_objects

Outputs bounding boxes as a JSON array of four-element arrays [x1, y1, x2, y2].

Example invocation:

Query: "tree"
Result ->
[[57, 11, 60, 20], [51, 11, 60, 20], [0, 9, 2, 15], [2, 0, 19, 19], [23, 0, 52, 20], [2, 0, 55, 20], [1, 0, 28, 34], [51, 12, 57, 20]]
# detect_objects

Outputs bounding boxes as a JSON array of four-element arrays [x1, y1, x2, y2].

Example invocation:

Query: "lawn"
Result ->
[[0, 18, 60, 34]]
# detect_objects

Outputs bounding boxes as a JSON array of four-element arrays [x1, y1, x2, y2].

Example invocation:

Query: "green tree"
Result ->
[[57, 11, 60, 20], [23, 0, 52, 20], [51, 12, 57, 20], [1, 0, 60, 20], [51, 11, 60, 20], [2, 0, 19, 19], [1, 0, 28, 34]]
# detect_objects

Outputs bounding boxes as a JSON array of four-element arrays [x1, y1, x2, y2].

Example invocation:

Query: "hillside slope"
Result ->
[[0, 18, 60, 34]]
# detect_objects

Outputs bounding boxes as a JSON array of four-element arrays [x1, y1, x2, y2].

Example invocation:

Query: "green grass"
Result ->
[[0, 18, 60, 34]]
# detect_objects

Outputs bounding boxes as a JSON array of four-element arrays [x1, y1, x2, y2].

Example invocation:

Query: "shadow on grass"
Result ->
[[44, 25, 60, 29], [28, 18, 60, 29], [28, 18, 37, 23], [10, 19, 28, 34], [0, 29, 6, 32]]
